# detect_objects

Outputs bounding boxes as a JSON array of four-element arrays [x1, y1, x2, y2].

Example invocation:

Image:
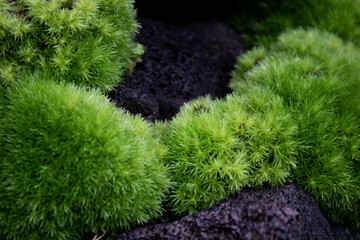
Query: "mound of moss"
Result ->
[[158, 87, 299, 215], [0, 78, 170, 239], [231, 29, 360, 226], [231, 0, 360, 47], [0, 0, 140, 91], [155, 28, 360, 227]]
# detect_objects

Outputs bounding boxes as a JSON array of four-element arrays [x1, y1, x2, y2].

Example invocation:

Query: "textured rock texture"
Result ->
[[108, 18, 245, 121], [115, 183, 333, 240]]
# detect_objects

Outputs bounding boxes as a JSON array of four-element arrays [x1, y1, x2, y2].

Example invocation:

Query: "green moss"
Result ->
[[160, 89, 298, 215], [0, 78, 170, 239], [0, 84, 5, 117], [230, 0, 360, 47], [0, 0, 140, 91], [231, 29, 360, 227]]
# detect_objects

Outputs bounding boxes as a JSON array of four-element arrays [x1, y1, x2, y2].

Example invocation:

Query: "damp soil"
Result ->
[[107, 13, 360, 240]]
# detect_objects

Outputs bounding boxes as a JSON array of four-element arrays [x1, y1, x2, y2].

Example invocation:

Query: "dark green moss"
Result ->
[[230, 0, 360, 47]]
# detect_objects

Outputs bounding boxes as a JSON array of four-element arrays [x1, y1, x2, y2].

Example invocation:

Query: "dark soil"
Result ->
[[108, 18, 245, 121]]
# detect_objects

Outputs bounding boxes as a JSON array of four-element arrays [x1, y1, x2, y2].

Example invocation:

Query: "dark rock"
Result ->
[[115, 183, 333, 240], [134, 0, 240, 24], [108, 18, 245, 121]]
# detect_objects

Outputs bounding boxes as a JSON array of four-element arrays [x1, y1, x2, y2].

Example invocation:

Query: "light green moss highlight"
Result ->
[[0, 0, 140, 91], [0, 78, 170, 239]]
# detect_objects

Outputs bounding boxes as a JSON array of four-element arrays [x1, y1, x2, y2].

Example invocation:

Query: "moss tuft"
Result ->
[[160, 89, 298, 215], [0, 78, 170, 239], [0, 0, 140, 91], [231, 29, 360, 227]]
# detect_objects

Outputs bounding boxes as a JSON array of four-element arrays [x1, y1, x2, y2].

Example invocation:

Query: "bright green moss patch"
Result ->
[[0, 0, 140, 91], [0, 78, 170, 239], [158, 29, 360, 225], [231, 29, 360, 226], [231, 0, 360, 47], [160, 88, 299, 215]]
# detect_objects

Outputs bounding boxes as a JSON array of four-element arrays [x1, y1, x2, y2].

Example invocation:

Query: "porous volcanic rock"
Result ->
[[108, 18, 245, 121], [115, 183, 333, 240]]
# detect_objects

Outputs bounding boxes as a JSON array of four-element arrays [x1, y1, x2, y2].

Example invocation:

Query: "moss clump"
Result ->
[[0, 78, 170, 239], [0, 0, 140, 91], [159, 87, 298, 215], [230, 0, 360, 47], [231, 29, 360, 227]]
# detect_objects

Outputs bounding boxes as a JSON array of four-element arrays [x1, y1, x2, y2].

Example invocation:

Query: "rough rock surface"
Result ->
[[108, 18, 245, 121], [115, 183, 333, 240]]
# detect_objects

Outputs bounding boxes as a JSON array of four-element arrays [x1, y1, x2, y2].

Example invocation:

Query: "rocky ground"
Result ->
[[107, 5, 360, 239], [115, 183, 333, 240], [109, 18, 244, 121]]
